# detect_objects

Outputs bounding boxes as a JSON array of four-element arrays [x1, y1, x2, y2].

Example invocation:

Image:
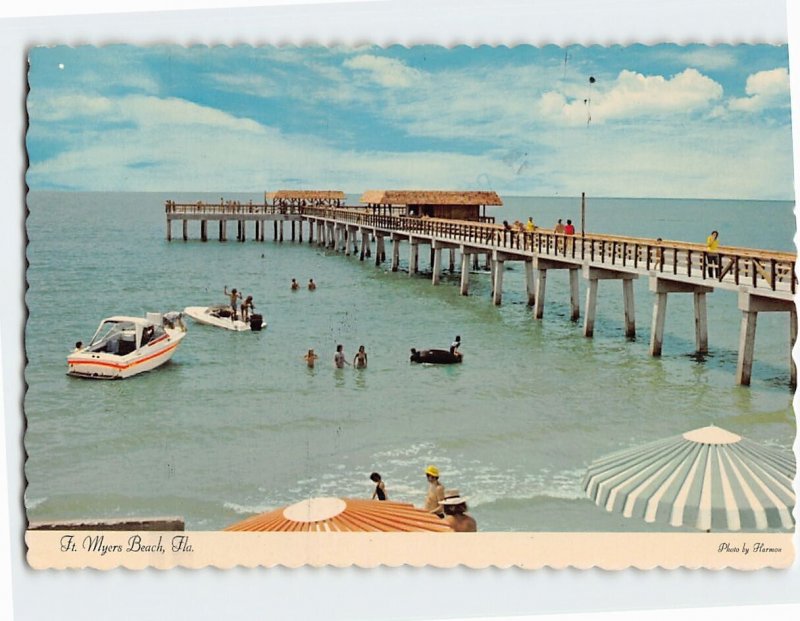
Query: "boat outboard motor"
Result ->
[[250, 313, 263, 331]]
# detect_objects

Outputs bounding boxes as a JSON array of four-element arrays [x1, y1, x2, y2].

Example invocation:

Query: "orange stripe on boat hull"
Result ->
[[67, 340, 181, 374]]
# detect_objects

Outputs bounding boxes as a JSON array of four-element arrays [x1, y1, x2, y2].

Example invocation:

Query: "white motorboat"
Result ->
[[67, 312, 187, 379], [183, 305, 266, 332]]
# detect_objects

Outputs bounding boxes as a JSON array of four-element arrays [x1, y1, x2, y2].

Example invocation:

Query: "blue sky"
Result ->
[[26, 43, 794, 199]]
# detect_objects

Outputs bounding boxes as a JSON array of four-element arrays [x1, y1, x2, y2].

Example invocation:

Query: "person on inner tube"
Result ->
[[449, 335, 462, 358]]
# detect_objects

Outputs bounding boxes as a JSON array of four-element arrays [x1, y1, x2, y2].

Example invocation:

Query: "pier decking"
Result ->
[[165, 198, 797, 388]]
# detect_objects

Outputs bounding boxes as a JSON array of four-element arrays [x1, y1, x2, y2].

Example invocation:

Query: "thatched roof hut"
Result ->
[[360, 190, 502, 221]]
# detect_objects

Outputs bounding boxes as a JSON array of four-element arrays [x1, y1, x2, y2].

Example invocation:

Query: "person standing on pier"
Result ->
[[564, 220, 576, 253], [334, 344, 350, 369], [224, 286, 241, 319], [423, 465, 446, 517], [525, 217, 535, 232], [706, 230, 720, 278]]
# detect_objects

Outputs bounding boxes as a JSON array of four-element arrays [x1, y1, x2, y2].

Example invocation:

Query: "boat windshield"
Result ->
[[87, 320, 140, 354]]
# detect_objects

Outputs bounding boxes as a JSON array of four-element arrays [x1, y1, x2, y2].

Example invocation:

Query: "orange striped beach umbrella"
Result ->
[[224, 497, 453, 532]]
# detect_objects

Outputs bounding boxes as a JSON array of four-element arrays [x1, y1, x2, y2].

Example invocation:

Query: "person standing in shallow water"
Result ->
[[308, 278, 317, 291], [370, 472, 387, 501], [353, 345, 368, 369], [291, 278, 299, 291], [303, 349, 319, 368], [334, 344, 349, 369]]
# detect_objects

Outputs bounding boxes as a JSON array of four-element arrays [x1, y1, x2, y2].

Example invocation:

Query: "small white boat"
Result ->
[[183, 305, 266, 332], [67, 312, 187, 379]]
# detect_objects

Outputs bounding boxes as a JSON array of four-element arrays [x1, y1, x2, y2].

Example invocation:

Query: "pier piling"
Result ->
[[648, 278, 713, 356]]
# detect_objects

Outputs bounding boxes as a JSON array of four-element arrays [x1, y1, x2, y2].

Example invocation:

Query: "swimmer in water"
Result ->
[[353, 345, 368, 369], [304, 348, 319, 368]]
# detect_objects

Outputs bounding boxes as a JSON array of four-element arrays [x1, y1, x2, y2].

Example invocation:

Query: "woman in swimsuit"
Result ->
[[370, 472, 387, 501], [353, 345, 368, 369]]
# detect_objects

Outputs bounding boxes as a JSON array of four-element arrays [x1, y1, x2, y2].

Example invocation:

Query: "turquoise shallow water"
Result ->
[[23, 192, 796, 531]]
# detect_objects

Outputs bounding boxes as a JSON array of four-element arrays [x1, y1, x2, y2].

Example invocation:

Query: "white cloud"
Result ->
[[537, 68, 723, 125], [29, 92, 263, 133], [343, 55, 422, 88], [26, 93, 510, 192], [668, 47, 738, 71], [207, 73, 280, 98], [728, 67, 790, 112]]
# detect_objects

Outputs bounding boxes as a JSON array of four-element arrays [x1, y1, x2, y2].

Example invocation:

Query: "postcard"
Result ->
[[22, 39, 795, 571]]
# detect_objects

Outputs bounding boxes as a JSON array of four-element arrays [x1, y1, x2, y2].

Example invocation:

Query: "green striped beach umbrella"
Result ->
[[583, 425, 795, 531]]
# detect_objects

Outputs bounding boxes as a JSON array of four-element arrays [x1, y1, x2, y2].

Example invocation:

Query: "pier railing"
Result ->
[[302, 207, 797, 294], [165, 200, 304, 215]]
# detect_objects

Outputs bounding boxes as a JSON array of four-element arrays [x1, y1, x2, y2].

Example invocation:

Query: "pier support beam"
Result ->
[[431, 241, 457, 285], [182, 219, 188, 242], [569, 269, 580, 321], [166, 219, 172, 241], [200, 220, 208, 242], [408, 238, 419, 276], [530, 258, 579, 320], [279, 221, 284, 243], [360, 229, 369, 261], [647, 278, 714, 356], [524, 259, 535, 306], [735, 291, 796, 386], [391, 236, 401, 272], [375, 234, 385, 266], [582, 266, 638, 338], [492, 250, 505, 305], [460, 248, 471, 295], [432, 245, 443, 285], [307, 220, 313, 244]]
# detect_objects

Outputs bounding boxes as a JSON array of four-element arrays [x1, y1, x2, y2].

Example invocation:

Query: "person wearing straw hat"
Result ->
[[423, 465, 445, 517], [439, 490, 477, 532]]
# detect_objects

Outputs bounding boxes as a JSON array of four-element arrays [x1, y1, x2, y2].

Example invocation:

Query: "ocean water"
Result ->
[[23, 191, 796, 532]]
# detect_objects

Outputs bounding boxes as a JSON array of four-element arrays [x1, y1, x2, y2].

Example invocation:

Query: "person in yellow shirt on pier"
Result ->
[[706, 230, 720, 278], [525, 217, 535, 232]]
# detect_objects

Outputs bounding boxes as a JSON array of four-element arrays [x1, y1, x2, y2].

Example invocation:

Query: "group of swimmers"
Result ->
[[368, 466, 477, 532], [291, 278, 316, 291], [304, 344, 368, 369]]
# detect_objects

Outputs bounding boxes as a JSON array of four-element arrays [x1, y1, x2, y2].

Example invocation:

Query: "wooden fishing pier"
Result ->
[[165, 191, 798, 388]]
